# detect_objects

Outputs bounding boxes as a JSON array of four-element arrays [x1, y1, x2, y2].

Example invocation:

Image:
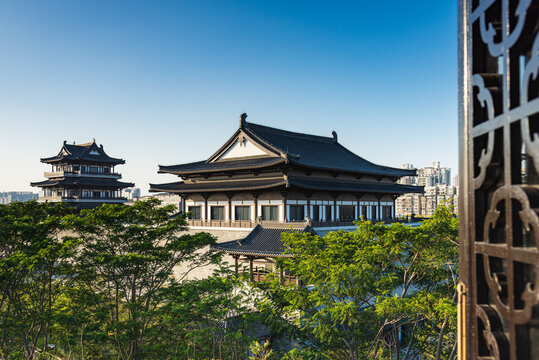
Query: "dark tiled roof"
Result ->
[[149, 178, 287, 193], [287, 176, 423, 194], [243, 122, 414, 177], [159, 157, 285, 175], [31, 177, 134, 189], [212, 224, 314, 257], [150, 174, 422, 195], [41, 140, 125, 164]]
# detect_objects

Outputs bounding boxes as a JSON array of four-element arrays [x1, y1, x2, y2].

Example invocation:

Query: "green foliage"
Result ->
[[0, 199, 254, 359], [0, 201, 75, 360], [249, 341, 276, 360], [256, 206, 459, 360]]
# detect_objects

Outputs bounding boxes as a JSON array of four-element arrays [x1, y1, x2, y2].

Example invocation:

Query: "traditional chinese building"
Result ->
[[150, 114, 422, 278], [31, 139, 134, 209]]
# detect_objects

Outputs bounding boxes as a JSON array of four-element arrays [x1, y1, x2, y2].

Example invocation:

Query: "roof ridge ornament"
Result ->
[[332, 131, 338, 143], [239, 113, 247, 128]]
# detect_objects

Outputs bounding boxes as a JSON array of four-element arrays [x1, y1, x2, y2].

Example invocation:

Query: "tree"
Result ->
[[0, 201, 76, 360], [146, 265, 254, 359], [67, 199, 220, 359], [256, 206, 459, 360]]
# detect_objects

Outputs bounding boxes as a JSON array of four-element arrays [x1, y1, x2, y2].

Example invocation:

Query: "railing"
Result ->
[[186, 218, 398, 228], [44, 170, 121, 178], [39, 196, 126, 202], [243, 267, 297, 285]]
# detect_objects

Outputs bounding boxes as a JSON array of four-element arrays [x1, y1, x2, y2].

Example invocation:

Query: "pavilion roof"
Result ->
[[212, 223, 314, 257], [242, 122, 414, 177], [157, 118, 416, 178], [41, 139, 125, 165]]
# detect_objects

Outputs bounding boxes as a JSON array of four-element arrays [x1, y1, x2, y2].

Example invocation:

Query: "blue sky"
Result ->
[[0, 1, 457, 194]]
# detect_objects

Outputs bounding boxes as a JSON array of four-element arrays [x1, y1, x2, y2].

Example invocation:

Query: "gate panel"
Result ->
[[459, 0, 539, 358]]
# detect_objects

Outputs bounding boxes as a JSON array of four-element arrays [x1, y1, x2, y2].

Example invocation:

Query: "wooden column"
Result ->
[[281, 191, 288, 222], [332, 193, 339, 222], [226, 193, 233, 222], [305, 192, 312, 218], [252, 192, 259, 221], [202, 193, 209, 222], [234, 255, 239, 275], [378, 197, 381, 222], [249, 257, 254, 282], [180, 194, 187, 213], [356, 195, 361, 221]]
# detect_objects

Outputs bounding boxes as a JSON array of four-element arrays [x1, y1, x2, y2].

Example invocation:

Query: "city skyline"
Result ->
[[0, 1, 457, 195]]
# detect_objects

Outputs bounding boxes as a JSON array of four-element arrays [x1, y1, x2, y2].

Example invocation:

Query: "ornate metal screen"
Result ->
[[459, 0, 539, 358]]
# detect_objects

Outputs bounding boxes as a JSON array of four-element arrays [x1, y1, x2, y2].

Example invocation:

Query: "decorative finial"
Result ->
[[332, 131, 338, 143], [92, 138, 95, 143], [304, 216, 312, 227], [100, 144, 104, 149], [239, 113, 247, 128], [63, 140, 66, 145]]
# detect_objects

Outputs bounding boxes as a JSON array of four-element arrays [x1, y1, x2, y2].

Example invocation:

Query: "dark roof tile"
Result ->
[[212, 224, 314, 257], [31, 177, 134, 189], [159, 157, 285, 175]]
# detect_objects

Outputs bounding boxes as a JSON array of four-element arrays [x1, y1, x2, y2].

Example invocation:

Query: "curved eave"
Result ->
[[31, 178, 134, 189], [40, 156, 125, 165], [158, 158, 286, 176], [149, 179, 287, 193], [287, 176, 423, 195], [287, 159, 416, 178]]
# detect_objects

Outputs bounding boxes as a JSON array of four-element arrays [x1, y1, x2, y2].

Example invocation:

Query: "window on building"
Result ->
[[235, 206, 250, 221], [326, 205, 333, 220], [382, 206, 392, 220], [371, 205, 377, 220], [312, 205, 320, 220], [289, 205, 304, 221], [187, 206, 201, 220], [261, 205, 278, 221], [211, 206, 225, 220], [339, 205, 355, 220], [361, 205, 368, 219]]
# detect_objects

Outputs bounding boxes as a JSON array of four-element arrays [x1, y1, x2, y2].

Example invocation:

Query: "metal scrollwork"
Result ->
[[479, 0, 532, 57], [462, 0, 539, 357], [472, 74, 496, 189], [476, 305, 509, 359], [521, 32, 539, 173], [481, 186, 539, 324]]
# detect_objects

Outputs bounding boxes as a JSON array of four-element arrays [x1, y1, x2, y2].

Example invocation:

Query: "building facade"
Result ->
[[395, 162, 458, 217], [0, 192, 38, 204], [150, 114, 423, 278], [31, 139, 134, 209], [150, 114, 422, 229]]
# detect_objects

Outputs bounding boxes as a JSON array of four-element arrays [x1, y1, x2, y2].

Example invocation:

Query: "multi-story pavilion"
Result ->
[[31, 139, 134, 209], [150, 114, 422, 228]]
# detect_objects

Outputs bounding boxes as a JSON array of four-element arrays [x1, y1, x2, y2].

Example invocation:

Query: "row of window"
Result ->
[[188, 205, 279, 221], [43, 189, 120, 198], [52, 165, 113, 174], [187, 204, 393, 221]]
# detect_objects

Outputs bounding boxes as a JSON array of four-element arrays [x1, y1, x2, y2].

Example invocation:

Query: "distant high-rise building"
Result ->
[[0, 192, 38, 204], [123, 187, 141, 201], [31, 139, 134, 209], [395, 162, 458, 217]]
